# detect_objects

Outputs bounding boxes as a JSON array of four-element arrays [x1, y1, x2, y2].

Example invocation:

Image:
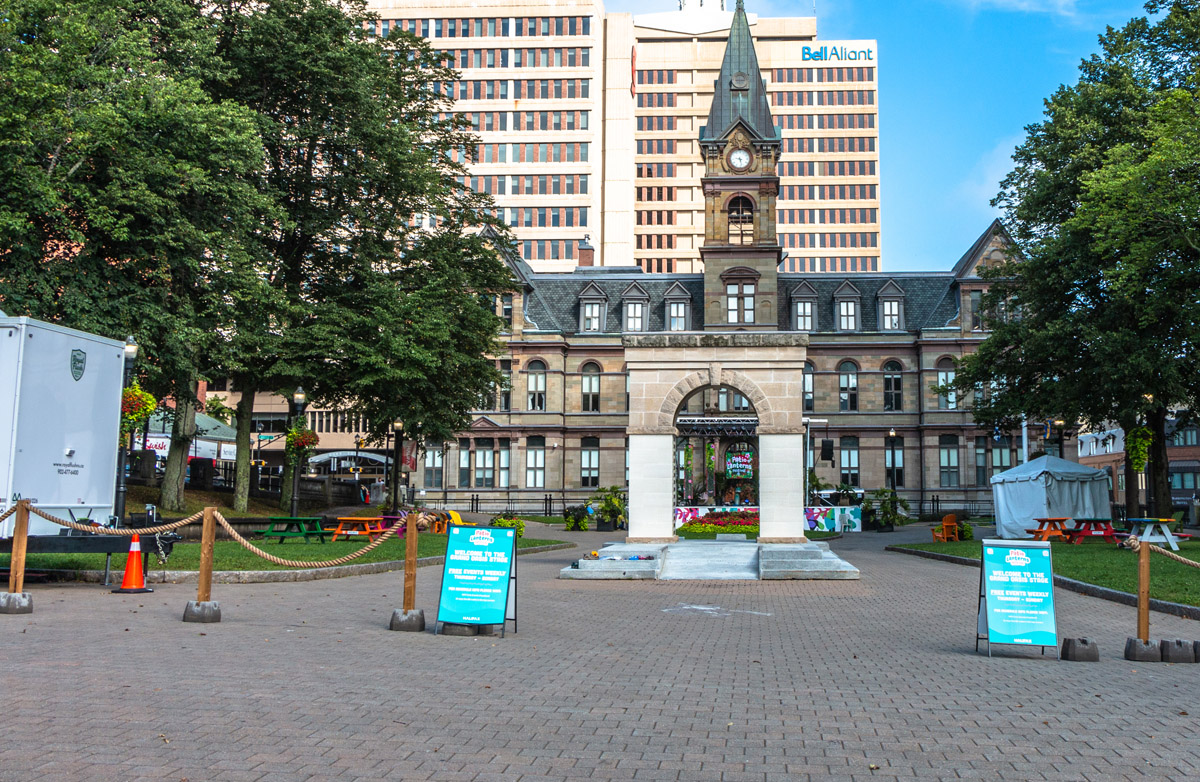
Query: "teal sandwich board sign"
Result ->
[[976, 539, 1058, 658], [436, 525, 517, 636]]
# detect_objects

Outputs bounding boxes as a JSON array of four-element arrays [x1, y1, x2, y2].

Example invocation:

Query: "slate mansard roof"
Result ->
[[517, 266, 963, 336]]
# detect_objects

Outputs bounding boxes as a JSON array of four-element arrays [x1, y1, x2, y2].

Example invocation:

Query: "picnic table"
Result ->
[[326, 516, 386, 542], [1027, 517, 1071, 542], [1064, 517, 1120, 545], [254, 516, 327, 544], [1127, 518, 1188, 552]]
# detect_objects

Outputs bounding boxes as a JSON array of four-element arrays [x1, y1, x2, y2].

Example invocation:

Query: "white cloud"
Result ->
[[955, 134, 1024, 217]]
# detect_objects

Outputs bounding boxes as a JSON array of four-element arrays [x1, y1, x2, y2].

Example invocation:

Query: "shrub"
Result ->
[[958, 520, 974, 541], [490, 515, 525, 538], [564, 505, 589, 531]]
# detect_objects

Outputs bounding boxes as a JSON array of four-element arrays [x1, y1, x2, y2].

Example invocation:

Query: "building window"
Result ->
[[936, 358, 957, 410], [883, 360, 902, 411], [992, 435, 1012, 471], [581, 362, 601, 412], [499, 294, 513, 330], [970, 290, 983, 330], [718, 388, 751, 412], [803, 362, 815, 412], [474, 438, 495, 488], [726, 281, 755, 324], [668, 301, 687, 331], [838, 300, 857, 331], [839, 361, 858, 411], [839, 436, 859, 487], [582, 301, 602, 332], [975, 436, 988, 486], [423, 444, 444, 489], [526, 436, 546, 488], [458, 438, 471, 488], [881, 299, 901, 330], [939, 434, 959, 488], [526, 360, 546, 411], [624, 301, 644, 332], [728, 196, 754, 245], [885, 435, 904, 488], [498, 359, 511, 411], [794, 300, 813, 331], [580, 436, 600, 487]]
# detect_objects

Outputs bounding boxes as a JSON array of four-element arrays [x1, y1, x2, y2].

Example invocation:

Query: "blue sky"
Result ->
[[604, 0, 1153, 271]]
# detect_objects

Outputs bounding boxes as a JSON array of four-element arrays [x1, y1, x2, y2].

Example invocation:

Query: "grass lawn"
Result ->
[[895, 539, 1200, 607], [1, 535, 565, 573], [127, 485, 311, 519], [676, 529, 839, 541]]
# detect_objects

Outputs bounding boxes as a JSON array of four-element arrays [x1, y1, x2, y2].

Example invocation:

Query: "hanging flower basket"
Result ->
[[120, 383, 157, 437], [285, 426, 320, 465]]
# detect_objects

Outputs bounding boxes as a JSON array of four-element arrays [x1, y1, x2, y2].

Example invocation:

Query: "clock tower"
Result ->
[[698, 0, 782, 331]]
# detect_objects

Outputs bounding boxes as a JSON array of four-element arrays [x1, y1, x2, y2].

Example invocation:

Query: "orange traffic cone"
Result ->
[[112, 534, 154, 594]]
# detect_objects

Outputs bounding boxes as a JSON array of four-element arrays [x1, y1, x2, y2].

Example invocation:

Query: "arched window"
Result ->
[[581, 362, 601, 412], [936, 357, 957, 410], [802, 362, 815, 412], [883, 360, 902, 411], [839, 361, 858, 411], [526, 360, 546, 411], [728, 196, 754, 246]]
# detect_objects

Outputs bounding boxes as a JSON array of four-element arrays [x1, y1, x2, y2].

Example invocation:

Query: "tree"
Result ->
[[0, 0, 269, 511], [951, 1, 1200, 515], [201, 0, 512, 509]]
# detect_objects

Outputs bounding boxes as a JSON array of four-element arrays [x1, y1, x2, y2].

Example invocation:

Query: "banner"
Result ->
[[978, 539, 1058, 653], [437, 526, 516, 628], [401, 440, 418, 471]]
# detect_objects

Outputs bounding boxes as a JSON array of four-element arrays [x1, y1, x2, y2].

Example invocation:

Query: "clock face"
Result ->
[[729, 148, 751, 170]]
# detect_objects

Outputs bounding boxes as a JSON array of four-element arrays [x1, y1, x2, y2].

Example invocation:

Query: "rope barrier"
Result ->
[[1122, 535, 1200, 570], [215, 511, 430, 568], [0, 504, 16, 524], [28, 506, 204, 535]]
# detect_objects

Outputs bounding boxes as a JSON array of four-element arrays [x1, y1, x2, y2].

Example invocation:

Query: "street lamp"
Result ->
[[887, 427, 897, 496], [114, 336, 138, 527], [288, 386, 308, 517], [391, 417, 404, 514]]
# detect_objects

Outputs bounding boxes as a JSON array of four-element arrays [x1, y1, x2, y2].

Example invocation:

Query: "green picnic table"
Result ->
[[255, 516, 328, 543]]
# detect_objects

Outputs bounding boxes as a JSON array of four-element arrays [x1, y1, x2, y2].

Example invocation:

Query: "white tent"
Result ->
[[990, 456, 1110, 539]]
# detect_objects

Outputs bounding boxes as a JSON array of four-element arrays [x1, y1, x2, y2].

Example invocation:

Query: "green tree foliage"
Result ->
[[951, 1, 1200, 515], [0, 0, 269, 510], [202, 0, 512, 509]]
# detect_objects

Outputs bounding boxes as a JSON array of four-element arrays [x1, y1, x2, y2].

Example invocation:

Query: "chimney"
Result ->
[[577, 235, 594, 267]]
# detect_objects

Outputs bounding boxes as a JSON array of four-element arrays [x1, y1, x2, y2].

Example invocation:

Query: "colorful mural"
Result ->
[[804, 507, 862, 533]]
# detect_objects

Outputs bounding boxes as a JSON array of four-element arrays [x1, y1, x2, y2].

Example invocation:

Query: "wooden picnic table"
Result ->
[[254, 516, 327, 544], [326, 516, 386, 542], [1127, 518, 1186, 552], [1026, 517, 1071, 542], [1064, 517, 1119, 545]]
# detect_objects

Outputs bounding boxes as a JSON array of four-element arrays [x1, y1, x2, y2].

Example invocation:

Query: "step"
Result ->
[[659, 542, 759, 580]]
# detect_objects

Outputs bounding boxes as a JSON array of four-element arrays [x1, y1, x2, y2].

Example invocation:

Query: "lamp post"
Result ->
[[391, 417, 404, 514], [114, 336, 139, 527], [288, 386, 308, 517]]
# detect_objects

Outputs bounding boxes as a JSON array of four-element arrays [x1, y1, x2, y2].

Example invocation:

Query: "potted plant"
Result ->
[[862, 488, 910, 533], [832, 482, 857, 506], [589, 486, 627, 532]]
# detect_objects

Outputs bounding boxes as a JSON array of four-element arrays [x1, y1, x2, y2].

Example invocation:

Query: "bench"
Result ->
[[254, 517, 327, 544]]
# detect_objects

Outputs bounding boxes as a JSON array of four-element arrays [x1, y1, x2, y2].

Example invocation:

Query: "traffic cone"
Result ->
[[112, 534, 154, 594]]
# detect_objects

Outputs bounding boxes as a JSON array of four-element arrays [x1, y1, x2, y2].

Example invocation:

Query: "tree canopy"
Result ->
[[952, 1, 1200, 514]]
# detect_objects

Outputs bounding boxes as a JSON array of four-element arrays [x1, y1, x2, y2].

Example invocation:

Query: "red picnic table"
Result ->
[[1064, 517, 1120, 545], [1026, 517, 1071, 542]]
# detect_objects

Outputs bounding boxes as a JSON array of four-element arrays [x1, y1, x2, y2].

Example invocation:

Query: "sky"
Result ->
[[603, 0, 1154, 271]]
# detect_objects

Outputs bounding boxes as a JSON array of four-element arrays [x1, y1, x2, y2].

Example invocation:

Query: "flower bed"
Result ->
[[698, 510, 759, 525], [677, 522, 760, 536]]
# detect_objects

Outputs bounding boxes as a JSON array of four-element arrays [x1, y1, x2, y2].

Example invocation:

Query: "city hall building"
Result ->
[[214, 2, 1047, 522]]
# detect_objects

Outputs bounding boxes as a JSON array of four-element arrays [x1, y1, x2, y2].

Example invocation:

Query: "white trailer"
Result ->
[[0, 317, 124, 537]]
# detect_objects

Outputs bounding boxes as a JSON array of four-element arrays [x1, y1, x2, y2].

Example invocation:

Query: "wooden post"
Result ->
[[197, 506, 217, 603], [1137, 537, 1150, 643], [7, 500, 30, 594], [403, 512, 418, 611]]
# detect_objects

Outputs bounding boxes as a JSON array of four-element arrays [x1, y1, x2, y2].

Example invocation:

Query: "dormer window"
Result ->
[[577, 282, 608, 332], [621, 282, 649, 332], [728, 195, 754, 246], [833, 280, 861, 333], [663, 282, 691, 331], [721, 267, 759, 325], [790, 282, 819, 331], [877, 280, 906, 331], [668, 302, 688, 331]]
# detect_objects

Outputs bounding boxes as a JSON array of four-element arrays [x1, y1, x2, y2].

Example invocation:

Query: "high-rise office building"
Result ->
[[367, 0, 880, 274]]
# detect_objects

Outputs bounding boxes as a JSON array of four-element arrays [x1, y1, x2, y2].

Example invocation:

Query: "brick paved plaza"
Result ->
[[1, 523, 1197, 781]]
